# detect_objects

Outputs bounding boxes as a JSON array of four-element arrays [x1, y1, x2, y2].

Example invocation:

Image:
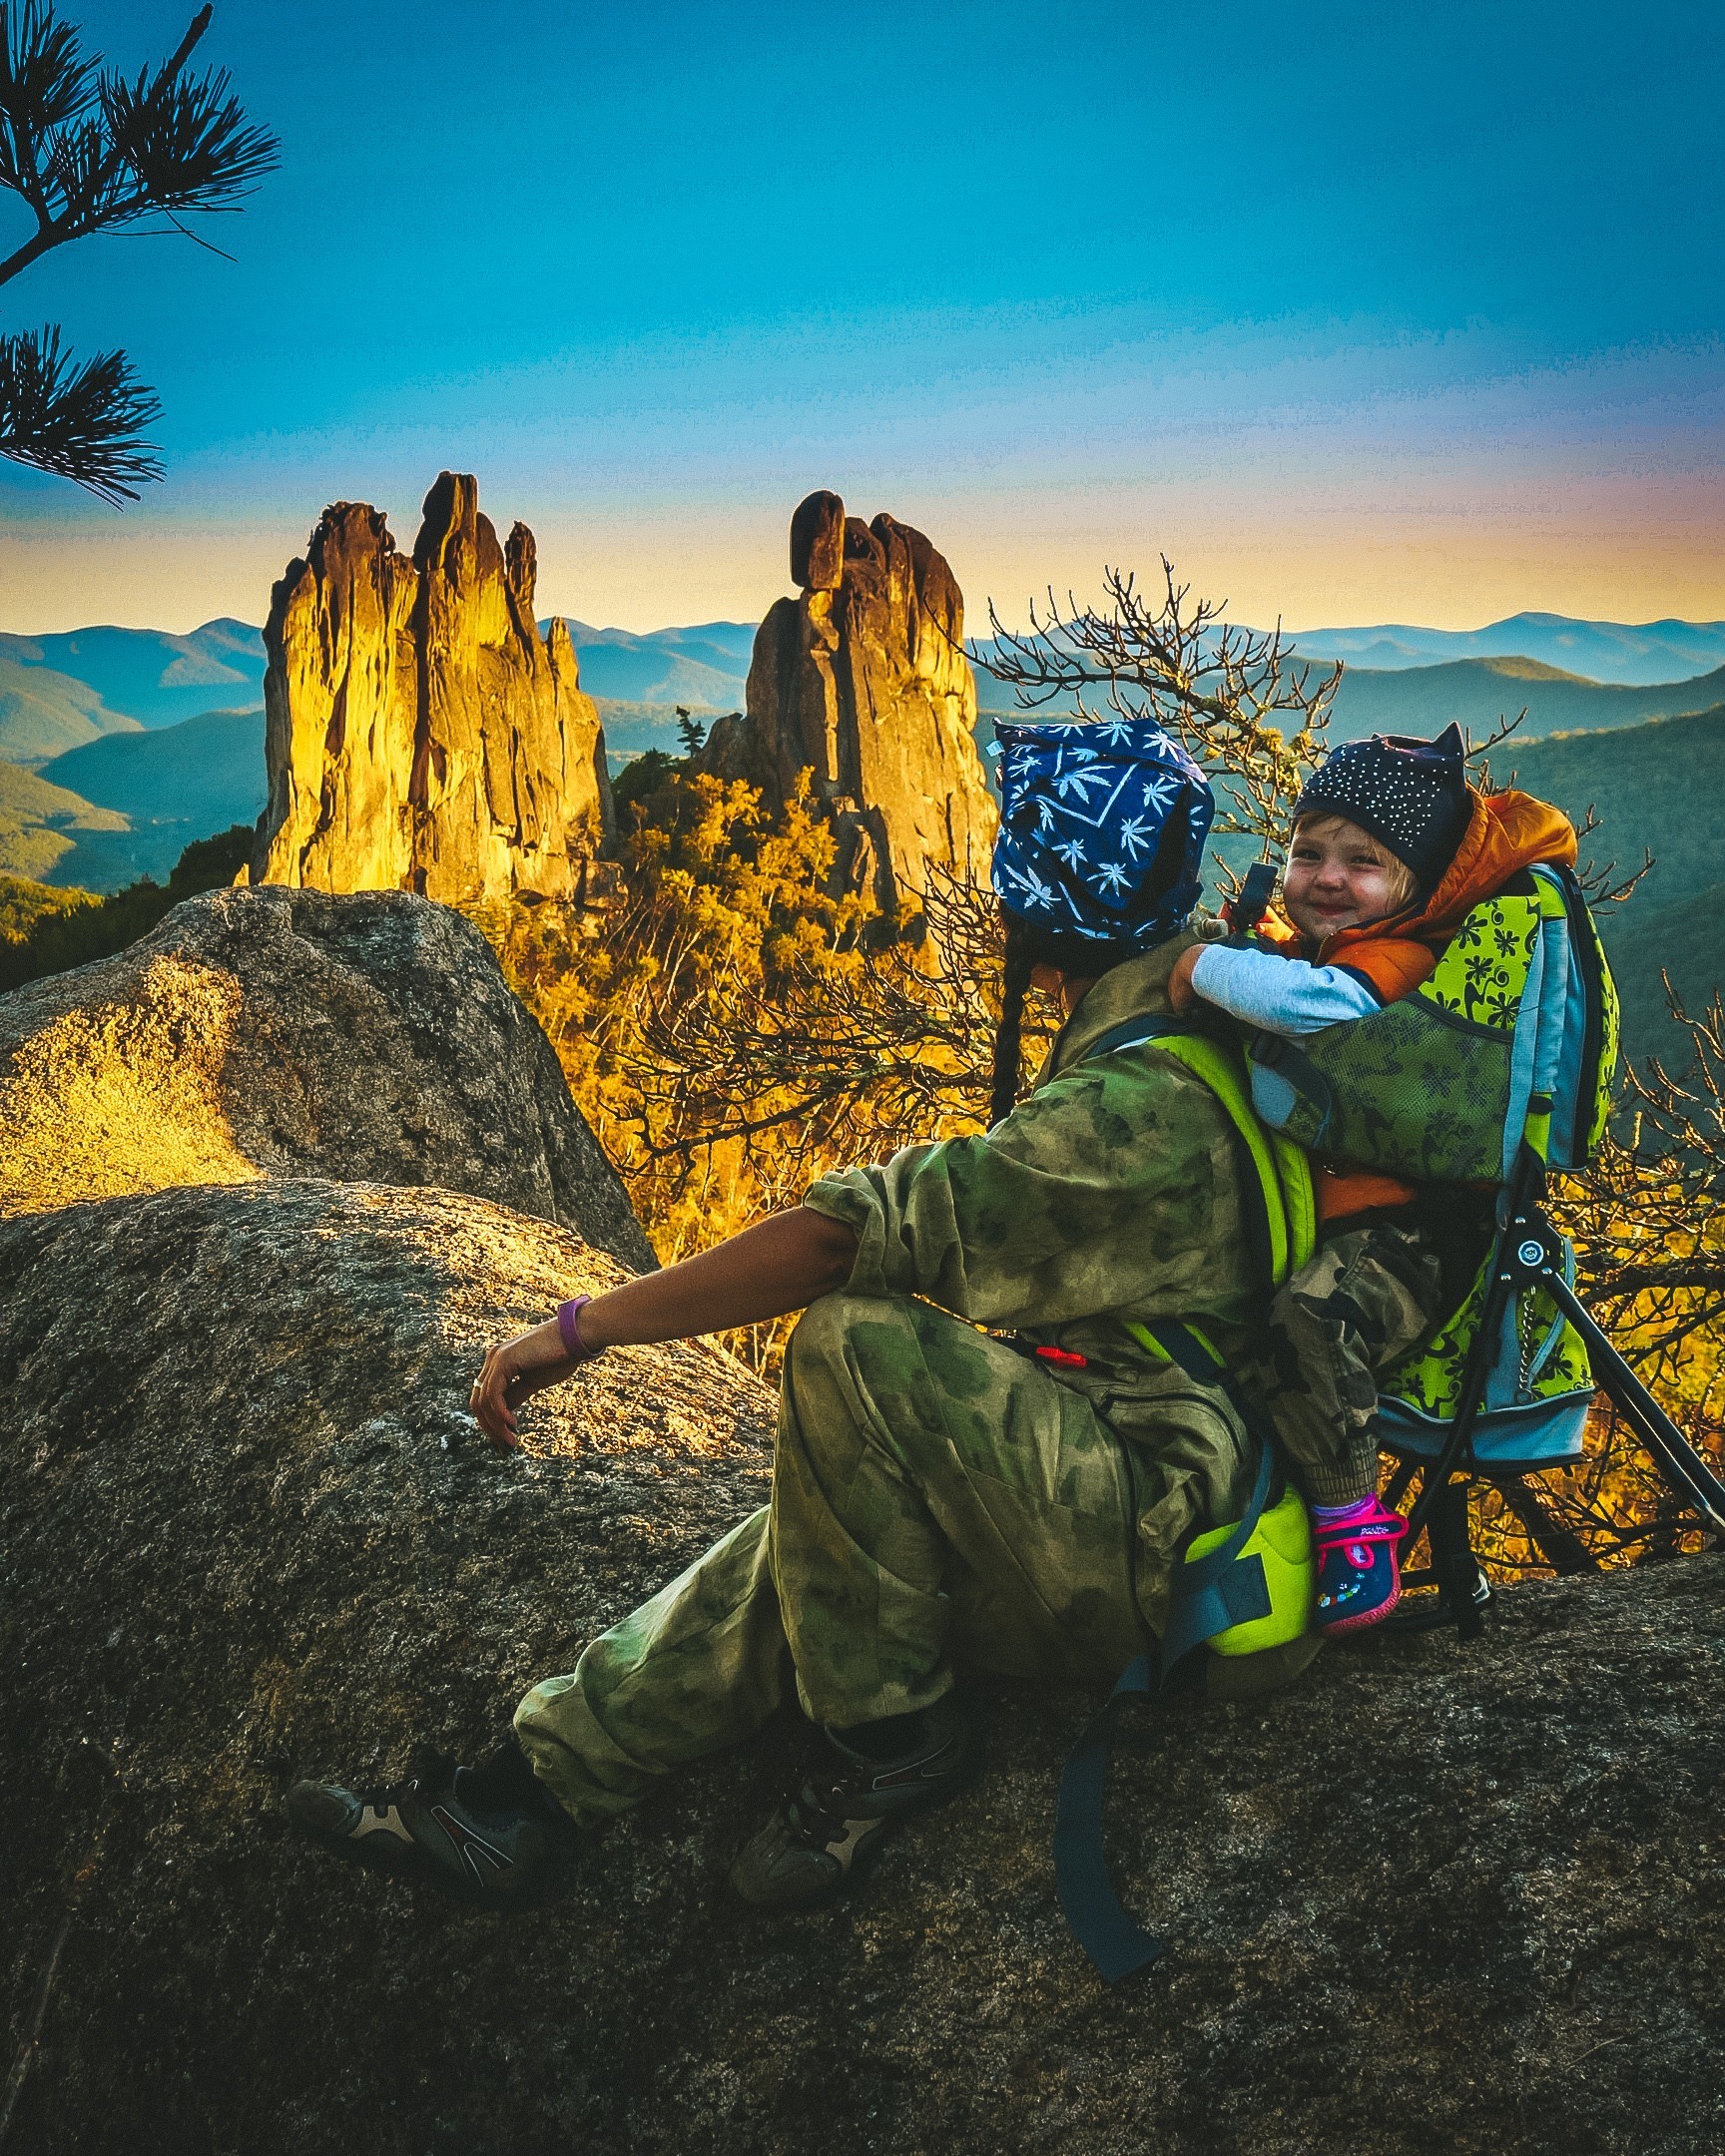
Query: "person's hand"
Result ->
[[1167, 942, 1204, 1013], [469, 1319, 579, 1450]]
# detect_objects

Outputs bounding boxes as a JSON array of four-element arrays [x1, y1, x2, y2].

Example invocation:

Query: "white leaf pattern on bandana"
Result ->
[[990, 716, 1212, 944]]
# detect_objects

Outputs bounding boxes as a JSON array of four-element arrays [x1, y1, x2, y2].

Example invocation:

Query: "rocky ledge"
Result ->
[[0, 884, 652, 1270], [2, 1176, 1721, 2155]]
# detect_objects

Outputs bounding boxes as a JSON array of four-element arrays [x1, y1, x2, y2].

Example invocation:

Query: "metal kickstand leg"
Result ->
[[1428, 1480, 1491, 1643]]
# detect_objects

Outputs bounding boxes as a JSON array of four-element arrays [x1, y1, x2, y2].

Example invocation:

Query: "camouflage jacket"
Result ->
[[804, 934, 1262, 1412]]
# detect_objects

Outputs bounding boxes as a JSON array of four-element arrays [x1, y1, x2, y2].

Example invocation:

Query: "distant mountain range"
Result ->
[[1324, 656, 1725, 746], [0, 619, 267, 762], [550, 620, 752, 710], [7, 608, 1723, 774], [1285, 612, 1725, 685], [0, 617, 757, 771]]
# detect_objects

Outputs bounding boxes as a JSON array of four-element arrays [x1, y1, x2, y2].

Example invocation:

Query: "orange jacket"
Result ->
[[1276, 789, 1577, 1225]]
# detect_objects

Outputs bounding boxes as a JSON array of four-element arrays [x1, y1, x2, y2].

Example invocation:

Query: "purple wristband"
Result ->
[[556, 1295, 601, 1362]]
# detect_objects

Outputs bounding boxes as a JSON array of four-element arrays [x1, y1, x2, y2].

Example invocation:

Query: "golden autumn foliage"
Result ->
[[477, 766, 1054, 1373]]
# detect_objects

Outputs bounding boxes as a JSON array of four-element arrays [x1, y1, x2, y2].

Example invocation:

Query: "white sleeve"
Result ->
[[1190, 942, 1384, 1037]]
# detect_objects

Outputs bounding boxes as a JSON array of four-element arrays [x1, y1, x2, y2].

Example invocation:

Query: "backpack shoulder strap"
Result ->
[[1075, 1015, 1316, 1285]]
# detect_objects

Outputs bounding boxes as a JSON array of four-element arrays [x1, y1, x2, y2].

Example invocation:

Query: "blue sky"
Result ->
[[0, 0, 1720, 632]]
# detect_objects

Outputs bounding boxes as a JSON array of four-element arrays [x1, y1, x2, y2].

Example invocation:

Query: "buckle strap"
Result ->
[[1126, 1318, 1228, 1387], [1312, 1516, 1407, 1552]]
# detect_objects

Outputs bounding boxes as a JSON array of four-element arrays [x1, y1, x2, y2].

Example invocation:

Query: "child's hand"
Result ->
[[1168, 943, 1204, 1012]]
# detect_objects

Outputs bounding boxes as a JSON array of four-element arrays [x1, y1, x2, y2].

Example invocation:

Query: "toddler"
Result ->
[[1169, 724, 1577, 1632]]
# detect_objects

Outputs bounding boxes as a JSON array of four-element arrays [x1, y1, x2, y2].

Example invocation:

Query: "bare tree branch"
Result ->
[[975, 560, 1341, 891]]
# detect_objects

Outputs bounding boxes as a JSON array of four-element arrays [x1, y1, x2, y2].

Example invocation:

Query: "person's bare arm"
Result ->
[[469, 1206, 860, 1448]]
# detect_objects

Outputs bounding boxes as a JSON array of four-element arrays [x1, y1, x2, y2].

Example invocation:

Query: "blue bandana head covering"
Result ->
[[990, 715, 1213, 949]]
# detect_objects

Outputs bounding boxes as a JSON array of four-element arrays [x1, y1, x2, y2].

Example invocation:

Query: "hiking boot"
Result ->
[[1313, 1494, 1411, 1635], [285, 1740, 562, 1910], [729, 1696, 977, 1912]]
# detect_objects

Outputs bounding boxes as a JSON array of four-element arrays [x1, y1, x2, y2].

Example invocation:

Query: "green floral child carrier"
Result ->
[[1244, 860, 1621, 1468]]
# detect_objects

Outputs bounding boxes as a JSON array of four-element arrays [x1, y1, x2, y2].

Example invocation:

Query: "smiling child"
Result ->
[[1169, 726, 1578, 1633]]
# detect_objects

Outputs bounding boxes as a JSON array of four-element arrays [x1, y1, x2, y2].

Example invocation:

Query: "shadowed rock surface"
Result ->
[[699, 490, 997, 920], [0, 884, 652, 1270], [3, 1177, 1722, 2155], [253, 473, 615, 903]]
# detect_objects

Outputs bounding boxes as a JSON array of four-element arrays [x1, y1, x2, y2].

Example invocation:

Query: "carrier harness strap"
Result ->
[[1079, 1015, 1315, 1287], [1053, 1318, 1276, 1985]]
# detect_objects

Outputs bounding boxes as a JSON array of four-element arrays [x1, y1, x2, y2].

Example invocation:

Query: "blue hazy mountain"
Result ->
[[1325, 656, 1725, 745], [1288, 613, 1725, 685], [37, 707, 269, 888], [0, 648, 142, 764], [0, 620, 267, 754], [548, 619, 752, 708]]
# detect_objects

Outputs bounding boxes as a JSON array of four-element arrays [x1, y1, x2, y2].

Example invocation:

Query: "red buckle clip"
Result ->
[[1033, 1345, 1089, 1368]]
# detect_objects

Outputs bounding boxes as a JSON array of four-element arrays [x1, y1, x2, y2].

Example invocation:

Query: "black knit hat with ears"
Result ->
[[1293, 722, 1471, 892]]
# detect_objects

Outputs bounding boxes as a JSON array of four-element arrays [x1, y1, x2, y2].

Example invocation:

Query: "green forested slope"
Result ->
[[1492, 706, 1725, 1069], [0, 826, 256, 993], [0, 761, 130, 883], [38, 707, 267, 888], [0, 652, 144, 764], [1322, 656, 1725, 744], [0, 870, 98, 944]]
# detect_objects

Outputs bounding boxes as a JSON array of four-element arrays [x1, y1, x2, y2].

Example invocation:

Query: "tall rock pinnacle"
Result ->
[[252, 474, 614, 903], [699, 491, 998, 920]]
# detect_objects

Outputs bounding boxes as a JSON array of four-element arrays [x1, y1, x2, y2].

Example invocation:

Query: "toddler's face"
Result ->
[[1282, 816, 1413, 938]]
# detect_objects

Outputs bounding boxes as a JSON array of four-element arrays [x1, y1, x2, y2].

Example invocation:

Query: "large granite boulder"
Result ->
[[0, 884, 652, 1270], [2, 1176, 1721, 2154], [699, 491, 998, 922], [253, 473, 614, 904]]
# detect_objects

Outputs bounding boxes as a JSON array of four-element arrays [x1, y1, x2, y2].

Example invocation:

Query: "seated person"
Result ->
[[1169, 725, 1577, 1632], [287, 717, 1318, 1916]]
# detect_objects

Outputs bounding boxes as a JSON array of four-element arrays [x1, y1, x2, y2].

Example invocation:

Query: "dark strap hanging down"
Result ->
[[1053, 1432, 1275, 1983], [1052, 1655, 1162, 1981]]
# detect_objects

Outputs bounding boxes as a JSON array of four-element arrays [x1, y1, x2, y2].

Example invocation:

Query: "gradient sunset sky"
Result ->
[[0, 0, 1720, 636]]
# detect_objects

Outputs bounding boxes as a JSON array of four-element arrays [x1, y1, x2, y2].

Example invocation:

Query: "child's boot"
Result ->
[[1312, 1493, 1411, 1635]]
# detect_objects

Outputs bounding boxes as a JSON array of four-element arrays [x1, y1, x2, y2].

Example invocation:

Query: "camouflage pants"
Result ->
[[515, 1291, 1316, 1828], [1245, 1223, 1447, 1507]]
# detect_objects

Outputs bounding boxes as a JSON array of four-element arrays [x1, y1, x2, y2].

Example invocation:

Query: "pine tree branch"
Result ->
[[0, 323, 162, 500], [0, 3, 279, 291]]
